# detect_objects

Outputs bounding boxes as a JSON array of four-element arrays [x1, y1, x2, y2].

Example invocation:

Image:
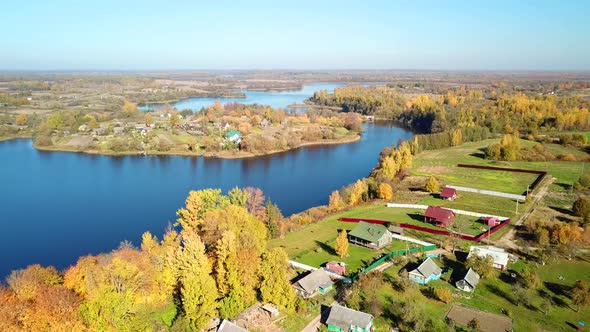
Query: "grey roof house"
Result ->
[[408, 257, 442, 284], [325, 304, 374, 332], [217, 319, 249, 332], [348, 221, 393, 250], [456, 268, 480, 292], [292, 269, 334, 299]]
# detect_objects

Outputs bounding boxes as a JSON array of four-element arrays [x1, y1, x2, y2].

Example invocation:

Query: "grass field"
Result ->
[[269, 205, 431, 275], [374, 255, 590, 332], [411, 139, 586, 195]]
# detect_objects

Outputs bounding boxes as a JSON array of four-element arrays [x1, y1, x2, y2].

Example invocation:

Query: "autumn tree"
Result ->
[[349, 179, 368, 206], [15, 113, 27, 126], [259, 248, 297, 310], [425, 176, 440, 193], [377, 182, 393, 200], [122, 101, 138, 117], [144, 113, 153, 126], [335, 230, 349, 258], [176, 189, 229, 232], [176, 231, 218, 330], [433, 287, 452, 303], [329, 190, 342, 211], [7, 264, 62, 300], [265, 199, 283, 238], [244, 187, 266, 219], [84, 114, 98, 129], [572, 280, 590, 312], [381, 156, 397, 180], [228, 187, 248, 207]]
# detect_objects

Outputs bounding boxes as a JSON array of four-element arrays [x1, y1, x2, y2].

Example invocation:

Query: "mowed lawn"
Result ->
[[269, 205, 430, 275], [411, 139, 586, 196], [378, 256, 590, 332]]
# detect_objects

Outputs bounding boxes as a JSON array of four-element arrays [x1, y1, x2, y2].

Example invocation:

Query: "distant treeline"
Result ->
[[311, 85, 590, 135]]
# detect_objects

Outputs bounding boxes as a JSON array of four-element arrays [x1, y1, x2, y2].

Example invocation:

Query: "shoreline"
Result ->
[[5, 133, 361, 159]]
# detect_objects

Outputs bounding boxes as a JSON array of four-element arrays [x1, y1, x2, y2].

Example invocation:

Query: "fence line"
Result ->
[[446, 185, 526, 201], [391, 233, 434, 247], [385, 203, 508, 220], [288, 260, 346, 280]]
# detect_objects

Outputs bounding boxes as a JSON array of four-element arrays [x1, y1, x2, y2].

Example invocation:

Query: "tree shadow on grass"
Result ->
[[538, 289, 568, 308], [442, 256, 465, 283], [469, 148, 487, 160], [544, 281, 571, 298], [485, 283, 517, 305], [549, 206, 575, 216], [315, 240, 336, 256]]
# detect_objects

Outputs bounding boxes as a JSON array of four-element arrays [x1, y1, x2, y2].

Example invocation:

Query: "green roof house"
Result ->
[[225, 130, 241, 143], [325, 304, 374, 332], [348, 221, 393, 250]]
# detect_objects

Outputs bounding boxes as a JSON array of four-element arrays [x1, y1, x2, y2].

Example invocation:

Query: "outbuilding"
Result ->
[[292, 269, 334, 299], [424, 206, 456, 228], [456, 268, 480, 292], [440, 186, 458, 201]]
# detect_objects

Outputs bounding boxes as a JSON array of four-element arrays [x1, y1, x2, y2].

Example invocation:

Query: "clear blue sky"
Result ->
[[1, 0, 589, 70]]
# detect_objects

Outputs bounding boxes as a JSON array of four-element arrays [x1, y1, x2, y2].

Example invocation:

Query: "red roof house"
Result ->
[[440, 186, 458, 201], [482, 216, 500, 227], [424, 206, 456, 228], [325, 261, 346, 276]]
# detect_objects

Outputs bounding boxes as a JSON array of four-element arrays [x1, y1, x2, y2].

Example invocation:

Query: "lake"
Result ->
[[0, 122, 412, 278], [140, 83, 346, 111]]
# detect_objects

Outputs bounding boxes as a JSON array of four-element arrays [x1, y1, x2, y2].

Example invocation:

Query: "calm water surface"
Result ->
[[0, 125, 410, 278], [140, 83, 346, 111]]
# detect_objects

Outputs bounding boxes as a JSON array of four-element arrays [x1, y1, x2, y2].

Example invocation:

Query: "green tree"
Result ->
[[176, 231, 218, 330], [425, 176, 440, 193], [259, 248, 296, 310], [573, 196, 590, 225], [335, 230, 349, 258], [465, 255, 496, 279], [228, 187, 247, 207]]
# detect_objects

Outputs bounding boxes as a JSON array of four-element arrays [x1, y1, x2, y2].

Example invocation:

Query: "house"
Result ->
[[348, 221, 393, 250], [408, 257, 442, 284], [468, 246, 512, 270], [325, 304, 374, 332], [424, 206, 456, 228], [456, 268, 480, 292], [292, 269, 334, 299], [226, 130, 242, 144], [78, 124, 89, 132], [440, 186, 458, 201], [325, 261, 346, 276], [217, 319, 248, 332], [482, 216, 500, 227]]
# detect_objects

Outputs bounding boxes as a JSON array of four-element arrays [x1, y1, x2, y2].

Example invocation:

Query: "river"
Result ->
[[139, 82, 346, 111]]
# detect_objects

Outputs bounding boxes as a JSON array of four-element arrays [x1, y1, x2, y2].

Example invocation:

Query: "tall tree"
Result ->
[[335, 230, 349, 258], [329, 190, 342, 211], [122, 101, 138, 117], [425, 176, 440, 193], [377, 183, 393, 200], [572, 280, 590, 312], [176, 231, 218, 330], [259, 248, 297, 310]]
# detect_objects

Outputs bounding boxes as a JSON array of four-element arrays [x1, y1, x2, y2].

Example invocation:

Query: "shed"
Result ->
[[424, 206, 456, 228], [348, 221, 393, 250], [456, 268, 480, 292], [292, 269, 333, 299], [482, 216, 500, 227], [408, 257, 442, 284], [325, 304, 374, 332], [440, 186, 458, 201], [325, 261, 346, 276], [261, 304, 279, 318], [217, 319, 248, 332], [225, 130, 241, 144]]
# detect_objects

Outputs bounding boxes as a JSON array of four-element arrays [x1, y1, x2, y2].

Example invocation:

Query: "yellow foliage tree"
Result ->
[[348, 179, 367, 206], [122, 101, 138, 117], [335, 230, 349, 258], [381, 156, 397, 180], [329, 190, 341, 211], [377, 183, 393, 200], [425, 176, 440, 193], [15, 114, 27, 126]]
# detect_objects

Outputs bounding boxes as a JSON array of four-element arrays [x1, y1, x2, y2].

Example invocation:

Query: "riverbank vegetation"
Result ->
[[0, 188, 300, 331]]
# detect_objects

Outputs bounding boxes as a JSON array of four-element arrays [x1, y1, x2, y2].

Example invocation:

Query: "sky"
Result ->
[[1, 0, 589, 71]]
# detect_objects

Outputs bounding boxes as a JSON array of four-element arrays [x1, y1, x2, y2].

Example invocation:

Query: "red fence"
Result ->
[[339, 217, 389, 225], [399, 218, 511, 242], [340, 217, 512, 243]]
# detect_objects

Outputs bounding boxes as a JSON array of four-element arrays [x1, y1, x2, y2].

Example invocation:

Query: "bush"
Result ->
[[34, 134, 53, 147], [433, 287, 453, 303]]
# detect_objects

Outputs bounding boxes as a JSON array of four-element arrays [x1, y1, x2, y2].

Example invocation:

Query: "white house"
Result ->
[[467, 246, 513, 270]]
